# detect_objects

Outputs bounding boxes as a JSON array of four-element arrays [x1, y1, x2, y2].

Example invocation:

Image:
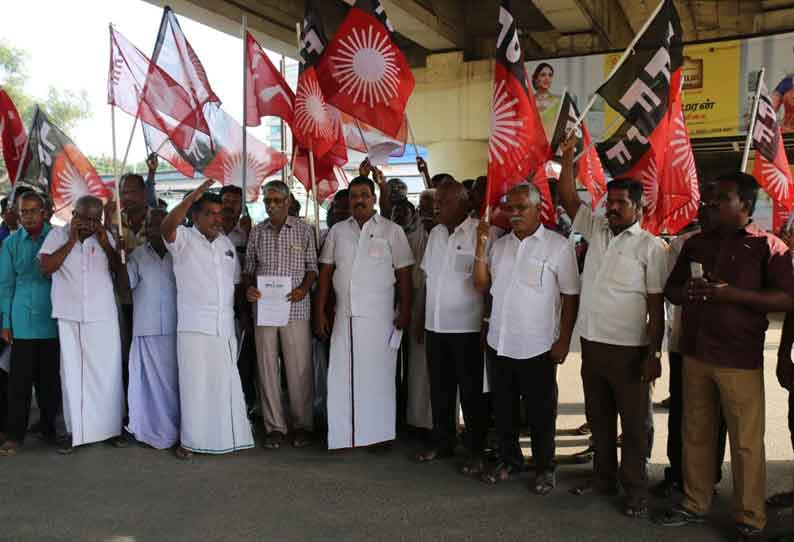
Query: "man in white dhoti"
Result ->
[[406, 189, 435, 434], [160, 180, 254, 459], [315, 176, 414, 450], [122, 208, 180, 450], [39, 196, 125, 454]]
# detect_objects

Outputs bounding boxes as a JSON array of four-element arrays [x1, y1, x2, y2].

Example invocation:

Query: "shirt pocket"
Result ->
[[610, 254, 645, 292], [453, 251, 475, 275], [519, 258, 546, 288], [368, 238, 388, 260]]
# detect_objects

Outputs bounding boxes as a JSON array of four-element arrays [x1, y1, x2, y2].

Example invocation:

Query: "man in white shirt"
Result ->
[[415, 180, 489, 473], [160, 181, 254, 459], [315, 176, 414, 450], [122, 208, 180, 450], [406, 188, 435, 434], [558, 138, 667, 517], [39, 195, 126, 454], [474, 182, 580, 493]]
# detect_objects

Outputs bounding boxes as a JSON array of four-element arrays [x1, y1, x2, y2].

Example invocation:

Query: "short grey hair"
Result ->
[[262, 180, 290, 199], [507, 182, 542, 207]]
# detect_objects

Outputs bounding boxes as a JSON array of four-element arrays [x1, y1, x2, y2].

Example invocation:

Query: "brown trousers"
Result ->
[[681, 356, 766, 529], [255, 320, 314, 434], [581, 338, 650, 502]]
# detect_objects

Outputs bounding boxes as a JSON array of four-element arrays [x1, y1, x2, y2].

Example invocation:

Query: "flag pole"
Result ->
[[741, 67, 766, 172], [241, 15, 249, 212], [570, 0, 668, 133], [110, 105, 126, 263], [12, 107, 35, 187], [280, 55, 290, 186], [308, 144, 321, 246], [406, 118, 427, 188], [573, 114, 624, 163]]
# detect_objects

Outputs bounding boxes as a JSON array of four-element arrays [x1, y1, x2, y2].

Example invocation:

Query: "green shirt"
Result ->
[[0, 224, 58, 339]]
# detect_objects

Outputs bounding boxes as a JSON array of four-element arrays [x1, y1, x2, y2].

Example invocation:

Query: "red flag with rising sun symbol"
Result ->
[[0, 88, 27, 183], [658, 94, 699, 234], [143, 103, 287, 202], [315, 0, 415, 139], [293, 0, 338, 160], [16, 108, 111, 220], [486, 0, 552, 225], [752, 76, 794, 215], [292, 109, 349, 204]]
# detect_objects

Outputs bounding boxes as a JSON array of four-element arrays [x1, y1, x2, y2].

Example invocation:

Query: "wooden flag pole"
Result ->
[[12, 106, 35, 188], [406, 118, 428, 188], [241, 15, 249, 212], [110, 105, 126, 263], [572, 114, 624, 163], [741, 67, 766, 172], [570, 0, 668, 134], [280, 55, 290, 186], [308, 143, 321, 246]]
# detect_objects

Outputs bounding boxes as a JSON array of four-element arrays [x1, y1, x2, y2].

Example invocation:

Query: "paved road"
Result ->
[[2, 321, 794, 541]]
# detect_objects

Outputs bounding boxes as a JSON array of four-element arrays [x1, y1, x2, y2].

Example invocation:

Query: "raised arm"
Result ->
[[161, 179, 214, 243], [144, 153, 159, 209], [558, 135, 583, 222], [473, 219, 491, 293], [40, 227, 78, 276]]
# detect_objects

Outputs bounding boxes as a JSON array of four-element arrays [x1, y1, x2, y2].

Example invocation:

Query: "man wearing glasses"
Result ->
[[244, 181, 318, 450]]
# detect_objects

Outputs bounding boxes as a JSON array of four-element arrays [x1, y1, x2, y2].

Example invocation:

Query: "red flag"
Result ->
[[151, 8, 219, 111], [316, 0, 414, 138], [658, 95, 699, 234], [752, 77, 794, 214], [108, 27, 210, 150], [0, 88, 27, 183], [244, 32, 294, 127], [17, 108, 111, 220], [292, 112, 348, 204], [578, 120, 607, 210], [338, 108, 406, 165], [486, 0, 551, 225]]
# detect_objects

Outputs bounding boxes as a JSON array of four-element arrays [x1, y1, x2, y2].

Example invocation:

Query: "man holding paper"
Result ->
[[315, 176, 414, 450], [245, 181, 317, 450]]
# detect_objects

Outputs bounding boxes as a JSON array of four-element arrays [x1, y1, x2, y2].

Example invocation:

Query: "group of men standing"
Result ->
[[1, 143, 794, 540]]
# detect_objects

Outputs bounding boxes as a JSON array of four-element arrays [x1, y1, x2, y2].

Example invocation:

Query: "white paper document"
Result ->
[[389, 327, 403, 350], [256, 276, 292, 327]]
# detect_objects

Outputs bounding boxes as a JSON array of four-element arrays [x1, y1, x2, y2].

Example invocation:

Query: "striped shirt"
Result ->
[[244, 216, 318, 321]]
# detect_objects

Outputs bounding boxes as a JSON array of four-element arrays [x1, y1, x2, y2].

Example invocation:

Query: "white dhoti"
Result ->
[[58, 319, 124, 447], [406, 292, 432, 430], [177, 332, 254, 454], [327, 315, 397, 449], [128, 335, 180, 449]]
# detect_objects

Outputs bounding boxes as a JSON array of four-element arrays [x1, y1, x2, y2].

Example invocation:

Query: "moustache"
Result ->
[[354, 203, 366, 209], [606, 211, 619, 218], [509, 217, 522, 224]]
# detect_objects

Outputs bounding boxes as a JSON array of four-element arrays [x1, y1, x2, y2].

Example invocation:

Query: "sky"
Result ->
[[0, 0, 295, 162]]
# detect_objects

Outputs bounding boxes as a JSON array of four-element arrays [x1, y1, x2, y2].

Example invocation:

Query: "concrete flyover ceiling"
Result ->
[[142, 0, 794, 65]]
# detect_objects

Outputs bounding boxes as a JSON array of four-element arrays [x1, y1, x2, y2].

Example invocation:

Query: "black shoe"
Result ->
[[735, 523, 763, 541], [653, 505, 707, 527], [56, 437, 74, 455], [263, 432, 285, 450]]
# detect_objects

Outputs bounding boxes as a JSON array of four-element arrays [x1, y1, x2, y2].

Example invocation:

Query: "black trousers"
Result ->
[[0, 367, 7, 434], [489, 347, 557, 472], [426, 331, 487, 454], [121, 303, 133, 417], [6, 338, 61, 442], [666, 352, 727, 485]]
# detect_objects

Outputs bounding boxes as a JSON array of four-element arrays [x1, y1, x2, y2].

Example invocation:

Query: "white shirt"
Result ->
[[127, 243, 177, 337], [421, 217, 490, 333], [319, 214, 414, 320], [166, 226, 240, 337], [487, 226, 580, 359], [573, 205, 669, 346], [39, 225, 117, 323]]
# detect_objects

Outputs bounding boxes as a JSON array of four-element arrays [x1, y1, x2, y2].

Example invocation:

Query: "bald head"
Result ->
[[74, 195, 103, 216]]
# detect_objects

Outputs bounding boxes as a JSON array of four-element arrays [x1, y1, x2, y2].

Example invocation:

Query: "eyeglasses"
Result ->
[[264, 198, 287, 207]]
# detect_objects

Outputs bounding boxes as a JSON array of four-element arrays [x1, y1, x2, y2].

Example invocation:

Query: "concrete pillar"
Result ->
[[406, 51, 493, 181]]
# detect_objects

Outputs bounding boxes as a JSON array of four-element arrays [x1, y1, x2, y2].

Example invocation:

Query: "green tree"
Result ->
[[0, 40, 91, 183]]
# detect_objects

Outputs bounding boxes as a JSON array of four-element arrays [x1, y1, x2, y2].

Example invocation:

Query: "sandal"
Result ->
[[767, 491, 794, 508], [574, 423, 591, 435], [292, 430, 313, 449], [480, 461, 520, 484], [459, 456, 485, 477], [0, 440, 20, 456], [263, 432, 285, 450], [531, 470, 556, 495], [175, 446, 193, 460], [623, 499, 649, 519], [415, 448, 453, 463], [569, 480, 618, 496]]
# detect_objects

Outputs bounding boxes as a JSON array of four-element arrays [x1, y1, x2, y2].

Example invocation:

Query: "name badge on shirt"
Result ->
[[368, 238, 387, 259], [454, 252, 474, 274]]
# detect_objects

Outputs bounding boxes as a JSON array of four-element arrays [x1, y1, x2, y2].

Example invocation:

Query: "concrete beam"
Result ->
[[572, 0, 634, 48], [376, 0, 465, 51], [531, 0, 594, 33], [756, 6, 794, 31]]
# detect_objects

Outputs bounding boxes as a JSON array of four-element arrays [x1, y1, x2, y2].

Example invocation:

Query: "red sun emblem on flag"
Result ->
[[488, 79, 524, 166], [51, 145, 111, 218], [295, 74, 334, 141], [330, 25, 400, 108]]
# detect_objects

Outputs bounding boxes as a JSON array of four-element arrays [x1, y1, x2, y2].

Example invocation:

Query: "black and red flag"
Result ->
[[486, 0, 552, 226], [0, 88, 27, 183], [752, 75, 794, 226], [316, 0, 414, 138], [293, 0, 338, 159], [244, 31, 294, 128], [108, 26, 210, 150], [594, 0, 685, 233], [549, 92, 607, 209], [17, 107, 111, 220]]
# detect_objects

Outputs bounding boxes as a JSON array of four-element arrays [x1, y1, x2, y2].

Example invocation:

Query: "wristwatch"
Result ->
[[652, 351, 662, 360]]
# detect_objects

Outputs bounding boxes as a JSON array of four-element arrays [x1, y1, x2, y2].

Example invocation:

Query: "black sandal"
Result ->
[[459, 456, 484, 477], [623, 500, 649, 519], [480, 461, 520, 484], [531, 471, 556, 495]]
